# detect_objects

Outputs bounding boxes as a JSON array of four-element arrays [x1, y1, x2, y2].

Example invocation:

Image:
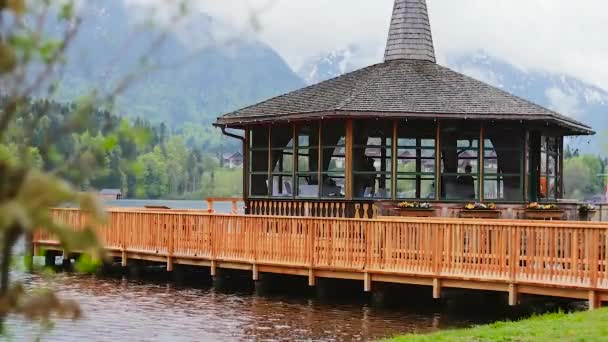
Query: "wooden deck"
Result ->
[[34, 208, 608, 308]]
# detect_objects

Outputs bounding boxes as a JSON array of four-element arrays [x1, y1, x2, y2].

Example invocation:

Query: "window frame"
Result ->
[[395, 122, 437, 200], [352, 120, 394, 200], [481, 127, 525, 203]]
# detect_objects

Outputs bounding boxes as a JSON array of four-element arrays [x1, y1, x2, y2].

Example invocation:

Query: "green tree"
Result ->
[[0, 0, 188, 334], [564, 154, 604, 199]]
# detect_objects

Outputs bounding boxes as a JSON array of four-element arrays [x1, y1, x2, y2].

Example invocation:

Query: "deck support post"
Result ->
[[589, 290, 600, 310], [166, 256, 174, 272], [432, 278, 441, 299], [252, 264, 259, 281], [210, 260, 217, 276], [121, 250, 127, 267], [308, 269, 315, 287], [364, 272, 372, 292], [508, 284, 518, 306]]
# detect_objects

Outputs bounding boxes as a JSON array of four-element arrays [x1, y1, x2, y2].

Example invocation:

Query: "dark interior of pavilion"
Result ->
[[249, 119, 562, 203]]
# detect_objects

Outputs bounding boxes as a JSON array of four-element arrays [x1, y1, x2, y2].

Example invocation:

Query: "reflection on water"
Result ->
[[8, 270, 542, 342]]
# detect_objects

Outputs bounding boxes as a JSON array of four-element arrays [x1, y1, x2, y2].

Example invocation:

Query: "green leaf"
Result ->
[[39, 40, 62, 64], [102, 134, 118, 151], [59, 1, 74, 21]]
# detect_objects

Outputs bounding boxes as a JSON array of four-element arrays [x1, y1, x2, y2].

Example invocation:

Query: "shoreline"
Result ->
[[387, 308, 608, 341]]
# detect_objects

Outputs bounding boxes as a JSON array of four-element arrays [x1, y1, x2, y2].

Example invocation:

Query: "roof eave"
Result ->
[[216, 110, 594, 136]]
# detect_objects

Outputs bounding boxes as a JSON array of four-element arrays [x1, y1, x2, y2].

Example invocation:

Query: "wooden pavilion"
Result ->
[[215, 0, 594, 220]]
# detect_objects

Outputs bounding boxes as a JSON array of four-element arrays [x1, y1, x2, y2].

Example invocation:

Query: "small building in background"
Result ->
[[99, 189, 123, 200], [223, 152, 244, 169]]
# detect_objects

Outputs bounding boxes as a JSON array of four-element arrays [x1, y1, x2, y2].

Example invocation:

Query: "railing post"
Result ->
[[231, 200, 238, 215], [207, 199, 215, 213], [590, 229, 600, 290], [510, 226, 517, 282], [210, 215, 217, 276], [308, 220, 315, 286], [167, 214, 175, 272]]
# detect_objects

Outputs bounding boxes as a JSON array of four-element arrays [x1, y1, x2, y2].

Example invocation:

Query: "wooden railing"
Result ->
[[205, 198, 243, 214], [34, 208, 608, 307], [247, 199, 378, 219]]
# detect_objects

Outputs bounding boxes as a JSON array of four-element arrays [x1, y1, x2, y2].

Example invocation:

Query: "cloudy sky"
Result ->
[[190, 0, 608, 91]]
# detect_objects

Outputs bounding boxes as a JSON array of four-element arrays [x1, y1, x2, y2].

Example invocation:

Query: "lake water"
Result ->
[[10, 270, 543, 342], [8, 200, 580, 341]]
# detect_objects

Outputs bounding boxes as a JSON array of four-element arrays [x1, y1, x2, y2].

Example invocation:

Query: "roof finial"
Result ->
[[384, 0, 436, 63]]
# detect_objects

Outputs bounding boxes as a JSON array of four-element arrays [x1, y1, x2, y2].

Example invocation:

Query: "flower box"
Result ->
[[524, 210, 565, 221], [579, 204, 598, 221], [580, 210, 598, 221], [579, 210, 598, 222], [525, 203, 564, 220], [459, 210, 501, 219], [391, 207, 436, 218]]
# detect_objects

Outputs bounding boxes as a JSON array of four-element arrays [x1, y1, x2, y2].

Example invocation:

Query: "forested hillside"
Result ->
[[54, 0, 304, 125], [1, 97, 240, 199]]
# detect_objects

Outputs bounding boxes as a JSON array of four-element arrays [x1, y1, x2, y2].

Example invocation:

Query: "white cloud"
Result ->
[[179, 0, 608, 92], [125, 1, 608, 91]]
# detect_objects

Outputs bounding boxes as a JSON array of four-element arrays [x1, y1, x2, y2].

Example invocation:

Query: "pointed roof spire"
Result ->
[[384, 0, 436, 63]]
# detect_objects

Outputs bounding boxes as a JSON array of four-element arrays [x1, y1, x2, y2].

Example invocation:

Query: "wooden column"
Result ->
[[392, 120, 398, 200], [435, 121, 441, 200], [479, 124, 485, 201], [292, 124, 297, 199], [268, 126, 272, 197], [243, 128, 250, 213], [523, 129, 529, 203], [345, 120, 354, 200], [559, 137, 564, 199], [318, 121, 323, 198]]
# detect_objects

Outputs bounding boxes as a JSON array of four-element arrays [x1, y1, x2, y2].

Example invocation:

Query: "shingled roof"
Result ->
[[385, 0, 436, 63], [215, 0, 593, 135]]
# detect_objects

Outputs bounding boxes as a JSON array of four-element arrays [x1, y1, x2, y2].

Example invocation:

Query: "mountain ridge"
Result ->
[[297, 49, 606, 155], [54, 0, 305, 126]]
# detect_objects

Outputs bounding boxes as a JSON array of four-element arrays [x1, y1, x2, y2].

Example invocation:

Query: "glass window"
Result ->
[[320, 121, 346, 198], [269, 125, 294, 198], [540, 136, 561, 200], [440, 122, 479, 201], [483, 127, 524, 202], [353, 120, 392, 199], [249, 127, 270, 197], [396, 121, 437, 200], [296, 124, 320, 198]]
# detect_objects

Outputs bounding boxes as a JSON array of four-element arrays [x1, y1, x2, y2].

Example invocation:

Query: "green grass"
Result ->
[[387, 308, 608, 342]]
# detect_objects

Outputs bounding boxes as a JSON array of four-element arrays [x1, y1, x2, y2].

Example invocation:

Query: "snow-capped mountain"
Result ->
[[447, 53, 607, 155], [297, 46, 359, 85], [298, 51, 607, 155]]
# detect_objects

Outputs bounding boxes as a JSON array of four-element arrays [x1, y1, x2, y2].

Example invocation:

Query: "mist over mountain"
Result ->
[[55, 0, 304, 125]]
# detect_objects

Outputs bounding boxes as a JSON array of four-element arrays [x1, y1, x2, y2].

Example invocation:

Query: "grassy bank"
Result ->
[[388, 308, 608, 342]]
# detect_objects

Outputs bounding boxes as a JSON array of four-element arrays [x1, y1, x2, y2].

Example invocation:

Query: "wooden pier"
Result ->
[[34, 208, 608, 309]]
